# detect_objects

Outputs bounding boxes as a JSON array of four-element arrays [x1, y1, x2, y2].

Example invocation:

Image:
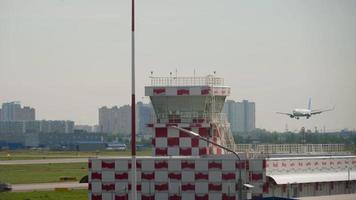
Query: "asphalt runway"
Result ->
[[11, 182, 87, 192]]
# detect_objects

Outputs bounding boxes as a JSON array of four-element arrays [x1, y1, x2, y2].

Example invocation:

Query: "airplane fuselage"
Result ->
[[292, 109, 311, 119]]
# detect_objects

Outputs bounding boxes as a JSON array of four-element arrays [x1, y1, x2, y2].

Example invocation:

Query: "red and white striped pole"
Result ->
[[131, 0, 137, 199]]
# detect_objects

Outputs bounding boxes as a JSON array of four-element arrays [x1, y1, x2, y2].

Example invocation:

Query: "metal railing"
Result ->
[[149, 75, 224, 86], [235, 144, 347, 154]]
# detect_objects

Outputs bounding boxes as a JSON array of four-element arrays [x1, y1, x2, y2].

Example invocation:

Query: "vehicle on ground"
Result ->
[[0, 182, 12, 192], [106, 143, 127, 151]]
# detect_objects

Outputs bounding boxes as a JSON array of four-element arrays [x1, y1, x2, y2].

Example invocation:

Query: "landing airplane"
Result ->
[[277, 98, 334, 119]]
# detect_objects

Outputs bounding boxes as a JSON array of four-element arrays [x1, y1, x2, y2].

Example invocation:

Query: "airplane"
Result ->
[[277, 98, 334, 119]]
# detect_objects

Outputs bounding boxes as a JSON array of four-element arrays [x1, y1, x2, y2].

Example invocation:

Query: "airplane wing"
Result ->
[[311, 106, 335, 115], [276, 112, 293, 117]]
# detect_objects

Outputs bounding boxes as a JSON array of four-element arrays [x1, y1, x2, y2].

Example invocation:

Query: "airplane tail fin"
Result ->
[[308, 97, 312, 110]]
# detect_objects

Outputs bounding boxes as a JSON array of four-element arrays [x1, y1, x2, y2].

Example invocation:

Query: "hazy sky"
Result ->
[[1, 0, 355, 132]]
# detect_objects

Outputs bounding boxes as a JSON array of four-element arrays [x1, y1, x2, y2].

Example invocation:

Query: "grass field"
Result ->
[[0, 149, 152, 184], [0, 149, 152, 160], [0, 189, 87, 200], [0, 163, 88, 184]]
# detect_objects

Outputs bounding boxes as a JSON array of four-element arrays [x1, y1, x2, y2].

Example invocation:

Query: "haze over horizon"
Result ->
[[1, 0, 355, 132]]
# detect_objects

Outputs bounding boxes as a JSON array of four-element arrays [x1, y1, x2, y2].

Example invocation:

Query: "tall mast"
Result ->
[[131, 0, 137, 199]]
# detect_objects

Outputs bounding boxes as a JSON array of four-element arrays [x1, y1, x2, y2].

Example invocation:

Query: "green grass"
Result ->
[[0, 163, 88, 184], [0, 149, 152, 160], [0, 189, 87, 200], [0, 149, 152, 184]]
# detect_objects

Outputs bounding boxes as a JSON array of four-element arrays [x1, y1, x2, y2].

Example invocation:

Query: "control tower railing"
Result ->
[[149, 75, 224, 87]]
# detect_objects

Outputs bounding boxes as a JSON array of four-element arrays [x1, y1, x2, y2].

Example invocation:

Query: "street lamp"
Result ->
[[170, 126, 244, 200]]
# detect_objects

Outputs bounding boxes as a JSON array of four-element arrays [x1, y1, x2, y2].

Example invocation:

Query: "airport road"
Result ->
[[11, 182, 87, 192], [0, 158, 89, 165]]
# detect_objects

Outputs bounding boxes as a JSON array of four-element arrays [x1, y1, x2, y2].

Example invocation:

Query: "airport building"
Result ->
[[88, 76, 356, 200], [0, 131, 105, 150], [0, 120, 74, 134]]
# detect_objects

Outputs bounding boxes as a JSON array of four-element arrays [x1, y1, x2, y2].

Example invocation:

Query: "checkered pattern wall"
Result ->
[[88, 156, 265, 200], [150, 124, 224, 156], [145, 84, 231, 157]]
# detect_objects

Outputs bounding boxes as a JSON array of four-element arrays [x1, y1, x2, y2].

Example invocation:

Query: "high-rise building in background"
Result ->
[[98, 102, 153, 135], [20, 106, 35, 121], [223, 99, 255, 134], [224, 100, 238, 133], [1, 102, 21, 121], [0, 102, 35, 121], [116, 105, 131, 135], [99, 106, 117, 133], [99, 105, 131, 134], [137, 102, 153, 135]]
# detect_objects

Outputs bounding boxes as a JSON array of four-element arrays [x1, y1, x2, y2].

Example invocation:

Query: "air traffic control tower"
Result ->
[[145, 75, 236, 156], [88, 75, 356, 200]]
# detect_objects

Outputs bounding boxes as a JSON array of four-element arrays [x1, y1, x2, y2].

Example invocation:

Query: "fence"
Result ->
[[150, 75, 224, 87]]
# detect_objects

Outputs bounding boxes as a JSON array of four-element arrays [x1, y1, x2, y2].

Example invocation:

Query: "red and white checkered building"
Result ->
[[88, 155, 262, 200], [88, 155, 356, 200], [88, 76, 356, 199]]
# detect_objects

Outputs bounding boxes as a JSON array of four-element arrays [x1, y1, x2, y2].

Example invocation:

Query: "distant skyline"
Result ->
[[1, 0, 355, 131]]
